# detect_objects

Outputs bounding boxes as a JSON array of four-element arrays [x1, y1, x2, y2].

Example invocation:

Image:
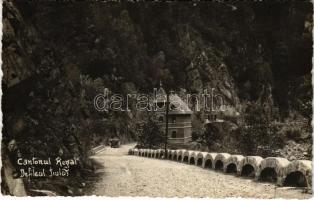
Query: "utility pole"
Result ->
[[164, 92, 169, 159]]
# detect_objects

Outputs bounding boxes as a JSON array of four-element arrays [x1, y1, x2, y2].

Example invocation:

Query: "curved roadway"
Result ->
[[88, 144, 311, 198]]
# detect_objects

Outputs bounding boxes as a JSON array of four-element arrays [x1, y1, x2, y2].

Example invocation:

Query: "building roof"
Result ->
[[168, 94, 192, 115]]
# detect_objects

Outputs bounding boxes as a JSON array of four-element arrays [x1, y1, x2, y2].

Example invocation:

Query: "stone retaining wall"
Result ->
[[128, 148, 312, 189]]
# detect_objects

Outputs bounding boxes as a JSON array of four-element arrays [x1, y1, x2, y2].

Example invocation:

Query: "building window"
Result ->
[[158, 116, 164, 122], [172, 116, 176, 123], [171, 131, 177, 138]]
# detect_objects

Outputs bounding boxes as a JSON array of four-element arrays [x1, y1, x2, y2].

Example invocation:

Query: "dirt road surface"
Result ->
[[88, 144, 311, 198]]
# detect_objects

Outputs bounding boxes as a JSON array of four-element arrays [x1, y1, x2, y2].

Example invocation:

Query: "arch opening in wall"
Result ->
[[173, 155, 177, 161], [284, 171, 307, 187], [183, 156, 189, 163], [156, 153, 160, 158], [215, 160, 224, 171], [205, 159, 212, 168], [241, 164, 255, 177], [148, 153, 151, 157], [226, 163, 237, 174], [160, 152, 164, 159], [190, 157, 195, 165], [259, 167, 277, 183], [197, 158, 203, 166], [178, 155, 182, 162]]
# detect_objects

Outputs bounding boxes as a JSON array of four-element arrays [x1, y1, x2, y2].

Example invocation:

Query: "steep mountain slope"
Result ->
[[2, 0, 312, 195]]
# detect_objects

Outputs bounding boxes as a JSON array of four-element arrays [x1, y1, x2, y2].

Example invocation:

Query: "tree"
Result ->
[[203, 123, 222, 149], [137, 114, 164, 149]]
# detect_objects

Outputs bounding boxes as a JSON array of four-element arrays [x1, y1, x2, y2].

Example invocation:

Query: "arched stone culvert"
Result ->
[[158, 149, 164, 158], [214, 153, 230, 171], [159, 149, 165, 159], [284, 171, 307, 187], [167, 150, 172, 159], [178, 155, 182, 162], [177, 150, 184, 162], [257, 157, 290, 185], [190, 157, 195, 165], [224, 155, 244, 174], [141, 149, 144, 156], [151, 150, 155, 158], [203, 153, 217, 169], [150, 150, 154, 158], [145, 150, 149, 157], [156, 149, 161, 158], [189, 151, 198, 165], [139, 149, 144, 156], [156, 152, 160, 158], [283, 160, 312, 188], [152, 150, 157, 158], [168, 150, 174, 159], [226, 163, 237, 174], [150, 150, 154, 157], [155, 149, 161, 158], [205, 159, 213, 168], [197, 157, 203, 166], [241, 164, 255, 177], [172, 151, 178, 161], [182, 150, 192, 163], [240, 156, 263, 178], [196, 152, 208, 167], [215, 160, 224, 171], [142, 149, 147, 157], [259, 167, 278, 183], [183, 156, 189, 163]]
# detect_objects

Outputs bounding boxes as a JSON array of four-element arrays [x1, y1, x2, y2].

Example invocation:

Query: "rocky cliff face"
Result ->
[[2, 1, 97, 195], [2, 0, 312, 194]]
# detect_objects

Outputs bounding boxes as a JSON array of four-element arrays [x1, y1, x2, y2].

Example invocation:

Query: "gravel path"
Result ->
[[89, 144, 311, 198]]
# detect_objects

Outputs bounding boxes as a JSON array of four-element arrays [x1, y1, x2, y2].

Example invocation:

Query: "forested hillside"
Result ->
[[2, 0, 312, 195]]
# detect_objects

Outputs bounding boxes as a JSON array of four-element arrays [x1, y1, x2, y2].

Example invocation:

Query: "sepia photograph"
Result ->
[[1, 0, 313, 198]]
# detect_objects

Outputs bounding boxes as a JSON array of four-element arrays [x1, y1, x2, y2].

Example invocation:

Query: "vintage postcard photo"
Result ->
[[1, 0, 313, 198]]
